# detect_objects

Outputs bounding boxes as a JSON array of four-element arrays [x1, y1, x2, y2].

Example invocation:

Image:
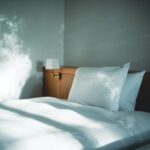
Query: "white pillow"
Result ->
[[69, 63, 130, 111], [119, 71, 145, 111]]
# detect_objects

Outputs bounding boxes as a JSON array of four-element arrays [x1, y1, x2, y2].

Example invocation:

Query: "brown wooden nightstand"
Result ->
[[43, 67, 76, 99]]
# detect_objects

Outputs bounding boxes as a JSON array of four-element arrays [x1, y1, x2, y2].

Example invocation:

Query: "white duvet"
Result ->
[[0, 97, 150, 150]]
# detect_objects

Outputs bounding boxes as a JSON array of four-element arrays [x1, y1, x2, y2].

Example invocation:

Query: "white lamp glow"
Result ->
[[45, 58, 60, 69]]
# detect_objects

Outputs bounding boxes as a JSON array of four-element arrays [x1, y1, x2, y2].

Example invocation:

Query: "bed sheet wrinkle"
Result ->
[[0, 97, 150, 150], [33, 97, 118, 124], [0, 102, 97, 150], [43, 101, 129, 147]]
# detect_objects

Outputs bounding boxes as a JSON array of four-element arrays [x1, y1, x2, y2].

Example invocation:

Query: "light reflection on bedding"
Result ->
[[0, 97, 150, 150], [97, 72, 120, 101]]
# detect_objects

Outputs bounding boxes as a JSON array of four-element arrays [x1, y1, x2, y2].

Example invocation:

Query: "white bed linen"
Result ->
[[0, 97, 150, 150]]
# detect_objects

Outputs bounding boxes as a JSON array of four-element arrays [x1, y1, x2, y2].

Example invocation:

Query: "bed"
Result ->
[[0, 65, 150, 150]]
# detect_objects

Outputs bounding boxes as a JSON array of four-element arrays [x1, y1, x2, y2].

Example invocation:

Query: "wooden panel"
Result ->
[[43, 67, 76, 99], [43, 70, 61, 98], [60, 74, 75, 99], [44, 68, 61, 74], [44, 67, 76, 74], [61, 67, 77, 75]]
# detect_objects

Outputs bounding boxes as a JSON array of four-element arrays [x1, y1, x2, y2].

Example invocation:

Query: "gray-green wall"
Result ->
[[1, 0, 150, 99], [64, 0, 150, 70], [0, 0, 64, 98]]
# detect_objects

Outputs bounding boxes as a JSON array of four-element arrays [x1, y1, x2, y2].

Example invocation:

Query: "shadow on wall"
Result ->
[[36, 60, 44, 72], [20, 60, 44, 98], [20, 74, 43, 99]]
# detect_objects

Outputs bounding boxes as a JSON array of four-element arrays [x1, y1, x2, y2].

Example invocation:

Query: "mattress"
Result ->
[[0, 97, 150, 150]]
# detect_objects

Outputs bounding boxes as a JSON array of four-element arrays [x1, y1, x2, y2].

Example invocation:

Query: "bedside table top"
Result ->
[[44, 66, 77, 75]]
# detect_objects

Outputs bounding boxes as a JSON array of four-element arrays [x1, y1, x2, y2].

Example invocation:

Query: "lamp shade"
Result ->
[[45, 58, 60, 69]]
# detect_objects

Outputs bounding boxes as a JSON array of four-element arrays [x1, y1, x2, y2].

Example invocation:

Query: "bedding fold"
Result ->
[[0, 97, 150, 150]]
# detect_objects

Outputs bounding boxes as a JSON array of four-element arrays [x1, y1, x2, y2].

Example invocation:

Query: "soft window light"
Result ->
[[45, 58, 60, 69], [0, 15, 32, 101]]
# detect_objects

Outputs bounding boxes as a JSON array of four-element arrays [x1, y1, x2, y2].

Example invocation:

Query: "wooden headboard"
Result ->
[[135, 72, 150, 112]]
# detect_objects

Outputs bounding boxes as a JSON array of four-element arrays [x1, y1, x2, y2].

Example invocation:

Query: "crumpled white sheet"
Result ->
[[0, 97, 150, 150]]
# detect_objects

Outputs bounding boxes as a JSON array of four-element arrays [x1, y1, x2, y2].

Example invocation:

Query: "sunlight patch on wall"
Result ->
[[0, 15, 32, 101]]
